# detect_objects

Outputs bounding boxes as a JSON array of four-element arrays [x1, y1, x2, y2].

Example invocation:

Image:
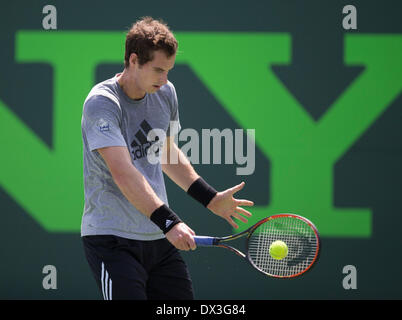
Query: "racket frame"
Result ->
[[196, 214, 321, 279], [245, 214, 321, 278]]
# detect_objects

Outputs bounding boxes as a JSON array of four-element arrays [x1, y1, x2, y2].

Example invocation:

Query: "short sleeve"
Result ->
[[166, 82, 181, 137], [82, 95, 127, 151]]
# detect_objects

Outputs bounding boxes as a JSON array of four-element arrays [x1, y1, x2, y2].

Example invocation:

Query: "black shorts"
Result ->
[[82, 235, 194, 300]]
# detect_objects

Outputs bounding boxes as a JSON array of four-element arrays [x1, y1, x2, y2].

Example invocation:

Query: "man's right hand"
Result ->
[[165, 223, 197, 251]]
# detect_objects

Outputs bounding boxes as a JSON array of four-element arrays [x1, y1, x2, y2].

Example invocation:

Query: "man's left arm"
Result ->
[[161, 137, 254, 229]]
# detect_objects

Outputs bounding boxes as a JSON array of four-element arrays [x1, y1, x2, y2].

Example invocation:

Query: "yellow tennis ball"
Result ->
[[269, 240, 288, 260]]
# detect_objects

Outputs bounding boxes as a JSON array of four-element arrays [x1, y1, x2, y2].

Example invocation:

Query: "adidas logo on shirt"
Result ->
[[130, 120, 163, 160]]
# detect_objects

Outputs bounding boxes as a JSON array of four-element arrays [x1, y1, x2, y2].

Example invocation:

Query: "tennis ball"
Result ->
[[269, 240, 288, 260]]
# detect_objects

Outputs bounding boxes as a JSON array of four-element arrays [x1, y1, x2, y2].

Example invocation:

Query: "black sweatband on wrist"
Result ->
[[150, 204, 182, 234], [187, 177, 218, 207]]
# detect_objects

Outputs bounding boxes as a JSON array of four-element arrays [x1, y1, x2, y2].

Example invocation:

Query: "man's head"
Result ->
[[124, 17, 178, 93]]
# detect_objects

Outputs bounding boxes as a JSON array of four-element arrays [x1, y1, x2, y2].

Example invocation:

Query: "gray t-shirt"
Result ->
[[80, 75, 180, 241]]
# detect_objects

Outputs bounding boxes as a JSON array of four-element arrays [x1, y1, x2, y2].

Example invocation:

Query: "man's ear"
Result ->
[[129, 53, 138, 68]]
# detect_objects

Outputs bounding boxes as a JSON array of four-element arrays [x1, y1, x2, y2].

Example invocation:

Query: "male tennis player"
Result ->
[[81, 17, 254, 300]]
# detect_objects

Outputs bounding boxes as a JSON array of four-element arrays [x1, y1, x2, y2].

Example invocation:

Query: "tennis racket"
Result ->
[[194, 214, 320, 278]]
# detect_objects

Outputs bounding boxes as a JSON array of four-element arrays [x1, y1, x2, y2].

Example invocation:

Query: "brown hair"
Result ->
[[124, 17, 178, 68]]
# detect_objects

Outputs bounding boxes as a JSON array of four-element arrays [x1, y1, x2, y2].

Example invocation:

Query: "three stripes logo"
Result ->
[[101, 262, 112, 300], [165, 219, 173, 229], [131, 120, 163, 161]]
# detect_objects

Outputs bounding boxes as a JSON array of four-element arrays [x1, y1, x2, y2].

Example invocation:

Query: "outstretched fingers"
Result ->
[[235, 199, 254, 207], [228, 181, 245, 195], [226, 216, 239, 229], [235, 207, 252, 219]]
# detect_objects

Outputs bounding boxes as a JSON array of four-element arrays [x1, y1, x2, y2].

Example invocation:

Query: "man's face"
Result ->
[[131, 50, 176, 94]]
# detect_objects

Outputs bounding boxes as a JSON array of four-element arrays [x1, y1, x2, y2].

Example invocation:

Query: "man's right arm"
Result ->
[[97, 146, 196, 251]]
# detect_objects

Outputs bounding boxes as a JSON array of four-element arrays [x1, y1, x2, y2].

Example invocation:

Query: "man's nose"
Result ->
[[161, 73, 168, 85]]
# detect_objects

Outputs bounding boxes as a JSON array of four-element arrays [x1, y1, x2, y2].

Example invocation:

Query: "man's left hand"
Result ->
[[207, 182, 254, 229]]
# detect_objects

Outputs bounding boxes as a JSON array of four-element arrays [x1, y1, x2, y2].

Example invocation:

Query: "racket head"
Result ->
[[245, 214, 320, 278]]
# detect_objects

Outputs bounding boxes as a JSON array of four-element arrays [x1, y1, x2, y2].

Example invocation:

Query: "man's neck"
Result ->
[[117, 69, 146, 100]]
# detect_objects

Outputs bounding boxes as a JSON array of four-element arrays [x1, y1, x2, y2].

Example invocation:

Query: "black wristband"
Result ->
[[150, 204, 182, 234], [187, 177, 218, 207]]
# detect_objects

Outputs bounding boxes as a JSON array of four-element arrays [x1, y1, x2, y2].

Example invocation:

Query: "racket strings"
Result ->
[[248, 216, 318, 277]]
